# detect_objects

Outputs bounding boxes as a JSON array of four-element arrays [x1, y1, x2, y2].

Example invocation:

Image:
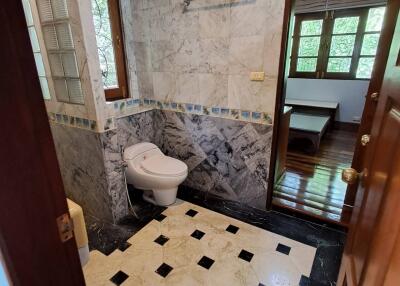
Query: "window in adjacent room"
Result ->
[[92, 0, 128, 101], [290, 6, 386, 80]]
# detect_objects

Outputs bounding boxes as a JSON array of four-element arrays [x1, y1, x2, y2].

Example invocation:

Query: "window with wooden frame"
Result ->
[[289, 6, 386, 80], [92, 0, 128, 101]]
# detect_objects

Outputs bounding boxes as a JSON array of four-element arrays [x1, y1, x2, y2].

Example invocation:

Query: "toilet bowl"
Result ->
[[123, 143, 188, 206]]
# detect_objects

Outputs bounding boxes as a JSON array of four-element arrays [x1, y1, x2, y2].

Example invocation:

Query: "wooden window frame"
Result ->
[[289, 6, 384, 80], [104, 0, 129, 101]]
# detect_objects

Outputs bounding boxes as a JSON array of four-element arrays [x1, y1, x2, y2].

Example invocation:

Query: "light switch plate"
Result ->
[[250, 72, 265, 81]]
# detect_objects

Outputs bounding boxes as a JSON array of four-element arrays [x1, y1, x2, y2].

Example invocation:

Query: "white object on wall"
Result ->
[[286, 78, 370, 123]]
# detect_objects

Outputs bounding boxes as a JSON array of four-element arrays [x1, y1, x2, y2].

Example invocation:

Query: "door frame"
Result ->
[[266, 0, 294, 208], [266, 1, 397, 220], [343, 1, 400, 208], [0, 2, 85, 285]]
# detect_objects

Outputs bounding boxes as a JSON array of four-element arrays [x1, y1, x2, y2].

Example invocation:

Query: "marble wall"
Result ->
[[50, 123, 114, 223], [105, 110, 273, 211], [131, 0, 285, 116]]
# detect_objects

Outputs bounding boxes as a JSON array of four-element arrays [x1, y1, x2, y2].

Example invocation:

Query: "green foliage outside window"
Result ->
[[92, 0, 118, 88]]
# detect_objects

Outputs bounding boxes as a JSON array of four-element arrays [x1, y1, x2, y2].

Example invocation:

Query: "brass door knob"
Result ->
[[342, 168, 359, 185], [370, 92, 379, 101], [361, 134, 370, 146]]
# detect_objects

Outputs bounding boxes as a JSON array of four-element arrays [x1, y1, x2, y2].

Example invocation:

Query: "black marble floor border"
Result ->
[[177, 186, 347, 286], [87, 186, 166, 256]]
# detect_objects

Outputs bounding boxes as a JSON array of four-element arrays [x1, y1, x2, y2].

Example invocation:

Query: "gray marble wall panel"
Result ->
[[110, 110, 272, 211], [52, 110, 273, 225], [50, 123, 114, 223], [130, 0, 285, 115]]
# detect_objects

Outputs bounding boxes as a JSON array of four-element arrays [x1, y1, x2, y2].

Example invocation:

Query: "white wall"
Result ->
[[286, 78, 370, 123]]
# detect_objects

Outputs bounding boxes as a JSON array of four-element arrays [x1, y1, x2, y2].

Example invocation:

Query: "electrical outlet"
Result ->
[[250, 72, 265, 81]]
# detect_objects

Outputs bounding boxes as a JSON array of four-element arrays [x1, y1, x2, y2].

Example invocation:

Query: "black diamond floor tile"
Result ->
[[154, 213, 167, 222], [154, 235, 169, 246], [185, 209, 198, 217], [299, 275, 311, 286], [117, 241, 131, 252], [191, 229, 205, 240], [238, 249, 254, 262], [197, 256, 215, 270], [276, 243, 291, 255], [110, 270, 129, 285], [155, 263, 173, 278], [226, 224, 239, 234]]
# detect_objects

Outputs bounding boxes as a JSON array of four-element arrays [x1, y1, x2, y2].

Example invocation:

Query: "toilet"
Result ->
[[123, 142, 188, 206]]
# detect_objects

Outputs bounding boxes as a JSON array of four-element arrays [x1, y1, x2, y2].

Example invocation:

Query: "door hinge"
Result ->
[[56, 213, 74, 243]]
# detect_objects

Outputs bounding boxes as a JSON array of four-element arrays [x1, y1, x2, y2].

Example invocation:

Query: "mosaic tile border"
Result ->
[[48, 112, 97, 131], [48, 98, 273, 133], [111, 98, 274, 125]]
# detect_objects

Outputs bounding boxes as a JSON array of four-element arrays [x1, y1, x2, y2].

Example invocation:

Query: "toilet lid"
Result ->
[[141, 155, 188, 177]]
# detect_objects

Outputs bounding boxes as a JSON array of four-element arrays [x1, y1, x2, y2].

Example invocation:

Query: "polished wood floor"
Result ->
[[273, 128, 357, 226]]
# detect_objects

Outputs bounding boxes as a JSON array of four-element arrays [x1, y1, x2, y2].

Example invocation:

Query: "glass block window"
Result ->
[[290, 6, 386, 80], [22, 0, 51, 100], [36, 0, 84, 104]]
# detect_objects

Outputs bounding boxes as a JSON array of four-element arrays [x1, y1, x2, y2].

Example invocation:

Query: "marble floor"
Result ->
[[84, 200, 317, 286]]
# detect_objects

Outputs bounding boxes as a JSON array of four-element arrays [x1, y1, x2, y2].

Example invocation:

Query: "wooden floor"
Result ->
[[273, 128, 357, 226]]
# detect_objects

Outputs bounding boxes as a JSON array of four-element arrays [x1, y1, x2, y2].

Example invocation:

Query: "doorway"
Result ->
[[271, 2, 389, 226]]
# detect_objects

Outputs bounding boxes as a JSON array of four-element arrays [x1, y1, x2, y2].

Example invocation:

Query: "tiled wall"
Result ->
[[131, 0, 285, 118], [50, 123, 115, 223], [100, 109, 273, 220]]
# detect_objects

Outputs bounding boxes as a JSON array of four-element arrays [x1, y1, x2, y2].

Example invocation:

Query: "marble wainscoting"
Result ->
[[99, 110, 157, 222], [106, 109, 272, 212], [50, 123, 114, 224], [153, 110, 273, 210]]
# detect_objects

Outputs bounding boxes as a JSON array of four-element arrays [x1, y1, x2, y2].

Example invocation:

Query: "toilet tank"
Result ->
[[123, 142, 161, 161]]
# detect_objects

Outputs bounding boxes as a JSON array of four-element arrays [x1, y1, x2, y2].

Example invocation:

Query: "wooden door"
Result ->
[[0, 1, 85, 285], [344, 0, 400, 208], [338, 5, 400, 286]]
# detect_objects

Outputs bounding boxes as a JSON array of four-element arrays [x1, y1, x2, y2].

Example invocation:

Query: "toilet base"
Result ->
[[142, 188, 178, 206]]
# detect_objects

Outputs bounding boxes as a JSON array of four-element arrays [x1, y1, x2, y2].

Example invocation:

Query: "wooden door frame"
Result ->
[[0, 2, 85, 285], [338, 2, 400, 284], [343, 3, 400, 207], [266, 0, 294, 208], [266, 1, 398, 217]]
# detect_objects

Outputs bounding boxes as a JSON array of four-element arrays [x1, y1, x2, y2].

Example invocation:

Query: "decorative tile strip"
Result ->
[[137, 98, 273, 125], [49, 96, 273, 134], [48, 112, 97, 131]]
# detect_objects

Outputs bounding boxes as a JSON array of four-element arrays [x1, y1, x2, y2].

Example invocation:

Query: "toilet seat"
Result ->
[[141, 155, 187, 177]]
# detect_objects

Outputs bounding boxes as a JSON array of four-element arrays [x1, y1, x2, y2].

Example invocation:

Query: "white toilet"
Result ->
[[123, 142, 188, 206]]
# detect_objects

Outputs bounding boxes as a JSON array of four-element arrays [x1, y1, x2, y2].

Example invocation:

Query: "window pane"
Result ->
[[357, 57, 375, 78], [301, 20, 323, 36], [333, 17, 359, 34], [92, 0, 118, 88], [297, 58, 317, 72], [34, 53, 46, 77], [299, 36, 321, 56], [327, 58, 351, 73], [22, 0, 34, 26], [28, 27, 40, 52], [39, 77, 51, 100], [330, 35, 356, 56], [361, 34, 380, 56], [366, 7, 386, 32]]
